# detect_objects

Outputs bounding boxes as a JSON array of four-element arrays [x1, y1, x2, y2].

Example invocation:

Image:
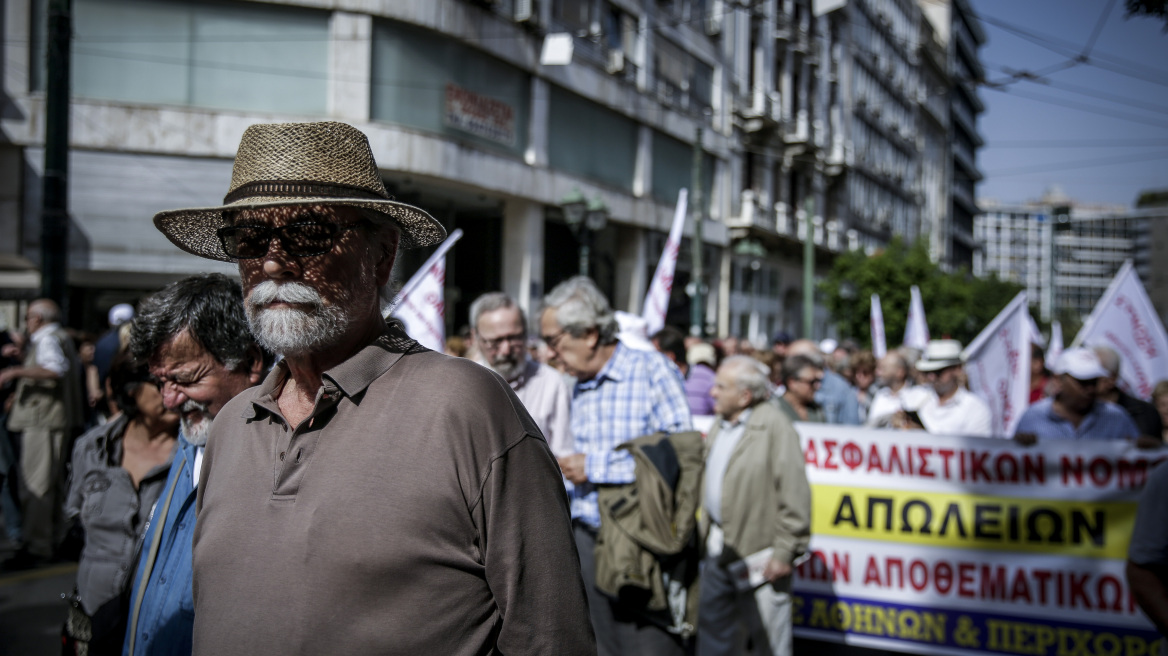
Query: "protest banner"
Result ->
[[962, 292, 1031, 438], [387, 229, 463, 352], [1071, 260, 1168, 401], [904, 285, 930, 351], [871, 293, 887, 359], [642, 189, 688, 335], [792, 424, 1165, 656]]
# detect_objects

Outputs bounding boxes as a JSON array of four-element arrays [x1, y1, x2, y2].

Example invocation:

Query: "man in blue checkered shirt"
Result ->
[[540, 276, 692, 656]]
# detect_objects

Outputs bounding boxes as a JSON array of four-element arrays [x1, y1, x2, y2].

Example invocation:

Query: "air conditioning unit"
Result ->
[[514, 0, 536, 24], [706, 0, 724, 35], [606, 49, 625, 74]]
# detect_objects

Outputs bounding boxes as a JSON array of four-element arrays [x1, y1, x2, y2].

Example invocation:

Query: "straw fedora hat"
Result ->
[[153, 121, 446, 262]]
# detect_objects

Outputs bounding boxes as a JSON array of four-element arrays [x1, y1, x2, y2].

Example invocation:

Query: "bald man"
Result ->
[[786, 340, 860, 425], [0, 299, 83, 563]]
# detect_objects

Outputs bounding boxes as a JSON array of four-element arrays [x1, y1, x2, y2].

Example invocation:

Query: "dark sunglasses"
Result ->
[[217, 219, 364, 259]]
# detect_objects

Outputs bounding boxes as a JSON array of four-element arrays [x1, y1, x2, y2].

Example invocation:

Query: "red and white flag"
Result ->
[[388, 229, 464, 352], [903, 285, 930, 350], [1071, 260, 1168, 400], [1046, 320, 1063, 371], [642, 189, 688, 336], [963, 292, 1031, 437], [870, 293, 887, 358]]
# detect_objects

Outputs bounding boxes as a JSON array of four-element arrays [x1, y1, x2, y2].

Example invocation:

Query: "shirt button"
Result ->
[[279, 452, 286, 461], [160, 576, 166, 584]]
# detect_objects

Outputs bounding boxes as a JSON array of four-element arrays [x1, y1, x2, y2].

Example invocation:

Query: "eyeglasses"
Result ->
[[540, 330, 568, 351], [479, 333, 526, 351], [793, 376, 824, 387], [217, 220, 363, 259], [1068, 376, 1100, 389]]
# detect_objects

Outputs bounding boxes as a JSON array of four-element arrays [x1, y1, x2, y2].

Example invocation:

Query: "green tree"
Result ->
[[820, 237, 1024, 348]]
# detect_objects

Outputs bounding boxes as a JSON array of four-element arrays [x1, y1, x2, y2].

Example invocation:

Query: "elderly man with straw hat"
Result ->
[[153, 122, 593, 656]]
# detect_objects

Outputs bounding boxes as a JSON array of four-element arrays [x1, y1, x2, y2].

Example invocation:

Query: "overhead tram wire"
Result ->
[[981, 149, 1168, 178]]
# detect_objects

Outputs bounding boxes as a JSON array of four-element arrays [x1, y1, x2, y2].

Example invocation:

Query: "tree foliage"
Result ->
[[1125, 0, 1168, 30], [820, 237, 1024, 348]]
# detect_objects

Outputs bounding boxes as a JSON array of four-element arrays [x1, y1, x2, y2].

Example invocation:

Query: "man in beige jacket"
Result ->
[[700, 355, 811, 656]]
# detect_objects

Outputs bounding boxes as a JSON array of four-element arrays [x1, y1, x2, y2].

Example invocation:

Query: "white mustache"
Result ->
[[249, 281, 324, 309], [180, 399, 211, 415]]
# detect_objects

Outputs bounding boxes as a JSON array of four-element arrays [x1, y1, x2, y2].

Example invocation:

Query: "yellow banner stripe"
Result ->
[[811, 484, 1136, 559]]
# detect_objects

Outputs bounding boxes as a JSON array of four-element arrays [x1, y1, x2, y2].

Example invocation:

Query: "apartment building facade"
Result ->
[[2, 0, 984, 344]]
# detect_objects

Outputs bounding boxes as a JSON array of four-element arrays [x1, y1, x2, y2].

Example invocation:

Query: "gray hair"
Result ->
[[541, 276, 618, 345], [28, 299, 61, 323], [469, 292, 526, 334], [1092, 345, 1121, 376], [721, 355, 771, 404]]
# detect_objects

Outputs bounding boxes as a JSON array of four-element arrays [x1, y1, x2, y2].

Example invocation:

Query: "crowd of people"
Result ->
[[1, 119, 1167, 656]]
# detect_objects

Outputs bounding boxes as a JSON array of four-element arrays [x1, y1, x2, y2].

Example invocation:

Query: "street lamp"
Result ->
[[561, 188, 608, 278]]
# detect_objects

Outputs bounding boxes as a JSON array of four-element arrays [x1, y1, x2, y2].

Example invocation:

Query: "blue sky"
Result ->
[[971, 0, 1168, 207]]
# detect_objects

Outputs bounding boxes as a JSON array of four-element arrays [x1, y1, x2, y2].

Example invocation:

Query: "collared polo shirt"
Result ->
[[191, 326, 594, 656], [1014, 397, 1140, 440]]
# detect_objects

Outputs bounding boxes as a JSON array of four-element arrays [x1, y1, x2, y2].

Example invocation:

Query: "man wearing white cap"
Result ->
[[905, 339, 992, 438], [1015, 348, 1140, 441], [94, 303, 135, 394]]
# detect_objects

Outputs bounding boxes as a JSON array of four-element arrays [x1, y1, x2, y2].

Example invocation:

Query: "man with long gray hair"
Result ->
[[123, 273, 267, 656], [469, 292, 573, 456], [701, 355, 810, 656], [540, 275, 692, 655]]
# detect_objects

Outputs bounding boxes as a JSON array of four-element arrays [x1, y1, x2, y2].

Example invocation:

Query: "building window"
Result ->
[[653, 37, 713, 112], [554, 0, 593, 33], [547, 86, 637, 191], [371, 19, 531, 157], [651, 130, 715, 212], [37, 0, 328, 115]]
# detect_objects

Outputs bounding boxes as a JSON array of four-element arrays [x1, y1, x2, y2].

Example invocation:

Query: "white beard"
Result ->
[[488, 354, 525, 382], [246, 281, 349, 356], [180, 399, 213, 446]]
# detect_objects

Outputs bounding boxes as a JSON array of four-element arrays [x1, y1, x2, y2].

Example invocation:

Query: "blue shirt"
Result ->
[[816, 370, 861, 425], [570, 342, 692, 527], [123, 436, 199, 656], [1014, 397, 1140, 440]]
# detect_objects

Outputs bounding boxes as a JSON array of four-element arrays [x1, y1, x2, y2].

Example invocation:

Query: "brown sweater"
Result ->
[[192, 326, 595, 655]]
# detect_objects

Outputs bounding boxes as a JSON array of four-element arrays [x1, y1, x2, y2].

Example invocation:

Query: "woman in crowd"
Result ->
[[63, 352, 179, 655]]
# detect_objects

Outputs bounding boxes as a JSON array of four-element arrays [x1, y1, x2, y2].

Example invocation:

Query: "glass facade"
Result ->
[[547, 86, 637, 191], [371, 19, 531, 158], [38, 0, 329, 115]]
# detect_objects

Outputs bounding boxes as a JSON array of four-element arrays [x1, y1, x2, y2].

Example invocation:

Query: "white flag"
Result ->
[[1071, 260, 1168, 400], [1028, 314, 1046, 347], [642, 189, 688, 336], [388, 229, 464, 352], [1046, 320, 1063, 372], [903, 285, 930, 350], [963, 292, 1031, 437], [870, 293, 887, 358]]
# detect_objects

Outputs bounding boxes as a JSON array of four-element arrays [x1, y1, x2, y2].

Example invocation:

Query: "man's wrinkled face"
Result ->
[[876, 356, 904, 388], [711, 366, 749, 420], [475, 306, 527, 381], [539, 310, 596, 380], [786, 366, 824, 405], [1059, 374, 1098, 414], [926, 365, 961, 398], [234, 205, 394, 356], [149, 331, 256, 445]]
